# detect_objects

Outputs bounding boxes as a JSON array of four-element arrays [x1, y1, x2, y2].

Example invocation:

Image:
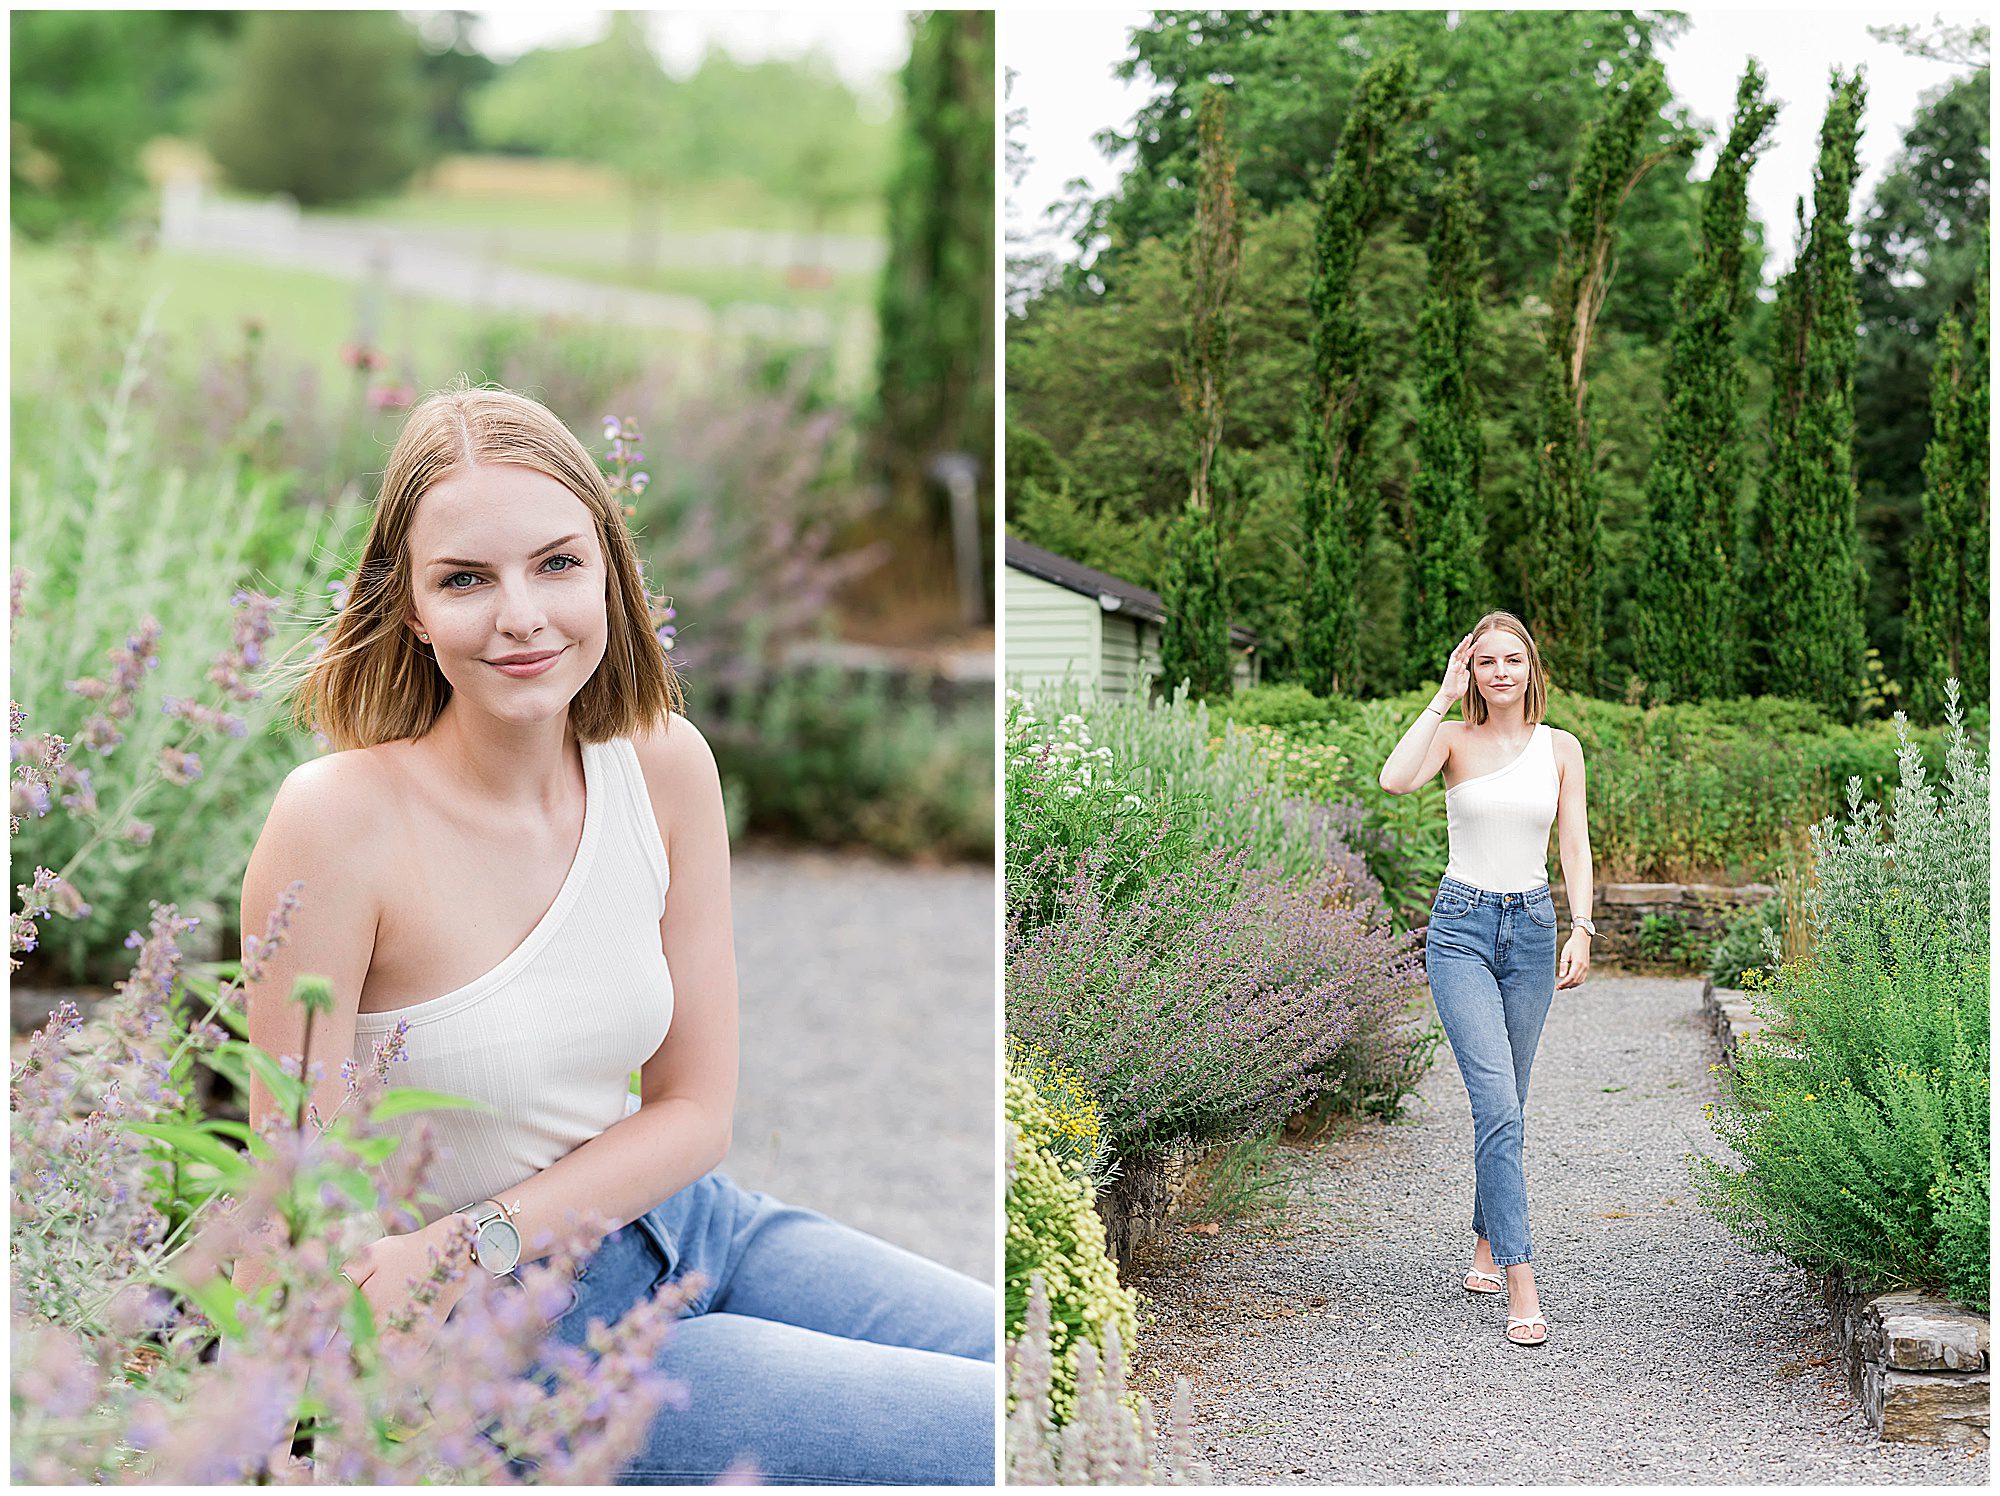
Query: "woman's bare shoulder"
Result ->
[[629, 712, 718, 785], [259, 745, 402, 861]]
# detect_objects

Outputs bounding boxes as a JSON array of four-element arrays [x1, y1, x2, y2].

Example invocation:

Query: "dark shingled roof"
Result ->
[[1005, 536, 1257, 646]]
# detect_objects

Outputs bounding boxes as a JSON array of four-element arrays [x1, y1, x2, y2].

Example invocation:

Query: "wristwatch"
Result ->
[[1572, 918, 1598, 939], [454, 1198, 523, 1276]]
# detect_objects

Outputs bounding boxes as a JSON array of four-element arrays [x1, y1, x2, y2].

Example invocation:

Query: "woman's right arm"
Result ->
[[232, 754, 384, 1298], [1378, 632, 1473, 796]]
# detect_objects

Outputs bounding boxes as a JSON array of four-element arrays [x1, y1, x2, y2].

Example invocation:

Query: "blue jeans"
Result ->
[[1422, 875, 1560, 1267], [460, 1170, 996, 1485]]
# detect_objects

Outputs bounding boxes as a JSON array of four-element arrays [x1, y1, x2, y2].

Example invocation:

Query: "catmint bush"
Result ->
[[10, 318, 365, 978], [1008, 842, 1426, 1158], [1006, 1275, 1209, 1485], [10, 895, 694, 1484]]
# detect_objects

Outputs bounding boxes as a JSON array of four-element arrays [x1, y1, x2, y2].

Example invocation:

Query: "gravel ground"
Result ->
[[722, 845, 996, 1285], [1126, 973, 1989, 1484]]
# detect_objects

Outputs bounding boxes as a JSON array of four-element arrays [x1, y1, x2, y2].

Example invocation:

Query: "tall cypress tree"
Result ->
[[1297, 47, 1428, 698], [1904, 244, 1989, 722], [1525, 61, 1692, 693], [1163, 85, 1242, 699], [1402, 156, 1488, 688], [1743, 70, 1870, 716], [875, 12, 995, 611], [1633, 62, 1777, 703]]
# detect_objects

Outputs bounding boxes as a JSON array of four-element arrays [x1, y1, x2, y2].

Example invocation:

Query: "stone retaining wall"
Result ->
[[1094, 1143, 1208, 1276], [1550, 879, 1775, 964], [1706, 977, 1990, 1446]]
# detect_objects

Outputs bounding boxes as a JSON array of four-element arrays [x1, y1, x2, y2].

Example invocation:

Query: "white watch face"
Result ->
[[474, 1217, 521, 1273]]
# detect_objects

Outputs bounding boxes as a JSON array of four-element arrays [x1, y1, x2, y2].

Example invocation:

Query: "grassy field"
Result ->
[[160, 146, 886, 239], [10, 237, 488, 391], [518, 255, 880, 315]]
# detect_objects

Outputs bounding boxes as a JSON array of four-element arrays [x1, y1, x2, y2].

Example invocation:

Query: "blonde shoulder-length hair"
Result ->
[[290, 383, 681, 752], [1461, 610, 1549, 727]]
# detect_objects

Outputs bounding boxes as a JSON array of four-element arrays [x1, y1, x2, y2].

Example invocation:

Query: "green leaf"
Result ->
[[122, 1121, 249, 1174], [181, 1275, 245, 1339], [369, 1087, 492, 1122], [347, 1134, 401, 1166], [322, 1166, 378, 1209], [230, 1041, 305, 1113], [343, 1285, 377, 1355]]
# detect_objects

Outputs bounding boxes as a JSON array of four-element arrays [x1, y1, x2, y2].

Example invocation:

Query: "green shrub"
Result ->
[[1003, 689, 1200, 930], [1012, 681, 1386, 919], [1694, 684, 1990, 1311], [1708, 899, 1781, 989], [1004, 1064, 1139, 1425], [1694, 892, 1989, 1310], [705, 663, 991, 860]]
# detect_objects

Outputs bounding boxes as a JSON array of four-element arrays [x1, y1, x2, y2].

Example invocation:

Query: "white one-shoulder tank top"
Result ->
[[1442, 721, 1559, 893], [350, 735, 674, 1223]]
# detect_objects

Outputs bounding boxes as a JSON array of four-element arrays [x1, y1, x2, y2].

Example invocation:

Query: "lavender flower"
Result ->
[[66, 619, 162, 754], [157, 746, 202, 785], [1008, 840, 1426, 1156], [239, 878, 304, 985]]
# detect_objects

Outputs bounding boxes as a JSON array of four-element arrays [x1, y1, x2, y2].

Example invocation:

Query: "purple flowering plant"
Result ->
[[1007, 838, 1428, 1158], [10, 328, 366, 979], [11, 860, 694, 1482]]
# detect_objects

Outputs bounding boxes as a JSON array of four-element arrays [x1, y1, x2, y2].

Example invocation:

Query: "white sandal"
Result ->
[[1462, 1269, 1504, 1295], [1506, 1312, 1549, 1346]]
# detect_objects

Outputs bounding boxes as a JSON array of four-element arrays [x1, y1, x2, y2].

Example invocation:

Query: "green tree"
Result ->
[[1162, 87, 1242, 700], [1743, 71, 1871, 717], [876, 9, 996, 614], [1524, 61, 1693, 692], [10, 12, 226, 239], [1401, 157, 1489, 688], [470, 14, 698, 271], [198, 12, 429, 208], [413, 10, 500, 156], [1068, 11, 1702, 342], [1852, 53, 1989, 678], [1904, 249, 1990, 723], [1297, 48, 1429, 697], [1632, 62, 1777, 703]]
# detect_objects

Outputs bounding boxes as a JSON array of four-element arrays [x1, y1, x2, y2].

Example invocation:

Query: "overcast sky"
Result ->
[[464, 9, 909, 99], [1004, 5, 1989, 279]]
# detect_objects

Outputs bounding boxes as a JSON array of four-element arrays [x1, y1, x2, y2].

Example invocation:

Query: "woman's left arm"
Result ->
[[1555, 731, 1594, 990], [440, 714, 738, 1284]]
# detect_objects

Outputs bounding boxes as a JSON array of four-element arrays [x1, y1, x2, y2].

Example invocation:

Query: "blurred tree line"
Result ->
[[10, 9, 889, 245], [1007, 10, 1989, 706]]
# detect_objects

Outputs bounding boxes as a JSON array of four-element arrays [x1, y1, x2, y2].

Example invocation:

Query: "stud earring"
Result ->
[[418, 632, 430, 643]]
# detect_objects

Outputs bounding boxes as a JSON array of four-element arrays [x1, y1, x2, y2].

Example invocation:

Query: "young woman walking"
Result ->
[[1377, 610, 1595, 1347], [234, 384, 995, 1481]]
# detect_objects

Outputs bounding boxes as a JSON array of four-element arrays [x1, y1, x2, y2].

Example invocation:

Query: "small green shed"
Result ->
[[1004, 537, 1260, 701]]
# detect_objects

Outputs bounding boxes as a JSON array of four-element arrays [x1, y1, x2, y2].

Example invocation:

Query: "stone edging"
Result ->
[[1703, 977, 1991, 1447], [1094, 1142, 1211, 1276]]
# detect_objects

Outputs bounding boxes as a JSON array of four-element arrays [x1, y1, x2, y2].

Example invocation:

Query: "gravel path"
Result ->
[[1126, 973, 1988, 1484], [723, 845, 995, 1285]]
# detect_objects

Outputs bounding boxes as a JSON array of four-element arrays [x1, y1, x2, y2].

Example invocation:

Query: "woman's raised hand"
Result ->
[[1439, 633, 1475, 703]]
